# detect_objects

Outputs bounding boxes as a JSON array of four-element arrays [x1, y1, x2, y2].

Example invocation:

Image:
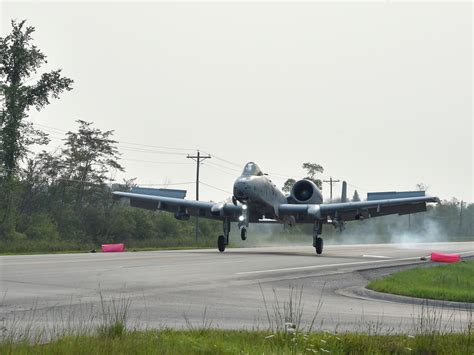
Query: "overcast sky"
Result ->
[[2, 1, 472, 203]]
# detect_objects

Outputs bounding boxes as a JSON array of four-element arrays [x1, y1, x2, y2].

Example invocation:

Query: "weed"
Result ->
[[97, 292, 131, 339]]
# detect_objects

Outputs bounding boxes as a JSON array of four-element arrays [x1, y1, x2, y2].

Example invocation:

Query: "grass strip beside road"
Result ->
[[1, 329, 473, 354], [367, 260, 474, 303]]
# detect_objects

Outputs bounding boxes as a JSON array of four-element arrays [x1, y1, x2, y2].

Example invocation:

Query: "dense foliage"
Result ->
[[0, 172, 222, 253], [0, 120, 222, 252]]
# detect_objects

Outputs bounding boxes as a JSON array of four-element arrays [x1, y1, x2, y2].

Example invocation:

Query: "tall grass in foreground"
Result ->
[[0, 286, 472, 354], [1, 327, 472, 354]]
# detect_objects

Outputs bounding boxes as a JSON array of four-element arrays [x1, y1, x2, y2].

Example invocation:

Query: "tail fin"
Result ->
[[341, 181, 347, 202]]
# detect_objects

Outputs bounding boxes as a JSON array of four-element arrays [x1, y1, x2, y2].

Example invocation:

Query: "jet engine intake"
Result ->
[[290, 179, 323, 204]]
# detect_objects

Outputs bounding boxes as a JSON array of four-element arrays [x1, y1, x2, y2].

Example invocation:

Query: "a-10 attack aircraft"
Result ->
[[113, 162, 439, 255]]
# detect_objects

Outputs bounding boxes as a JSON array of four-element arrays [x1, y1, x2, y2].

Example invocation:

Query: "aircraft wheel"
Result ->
[[315, 237, 323, 255], [217, 235, 226, 252], [240, 228, 247, 241]]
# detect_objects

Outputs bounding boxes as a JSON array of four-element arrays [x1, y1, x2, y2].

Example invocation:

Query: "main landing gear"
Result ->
[[217, 219, 248, 252], [217, 218, 231, 252], [313, 221, 323, 255], [240, 227, 247, 241]]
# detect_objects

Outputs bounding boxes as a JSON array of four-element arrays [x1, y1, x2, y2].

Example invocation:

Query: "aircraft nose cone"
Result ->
[[233, 179, 249, 199]]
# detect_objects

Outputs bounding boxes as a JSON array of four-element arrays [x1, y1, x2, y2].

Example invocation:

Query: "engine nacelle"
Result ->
[[290, 179, 323, 204]]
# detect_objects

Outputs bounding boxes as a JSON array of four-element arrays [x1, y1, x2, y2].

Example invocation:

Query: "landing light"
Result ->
[[241, 204, 248, 210], [238, 215, 245, 222]]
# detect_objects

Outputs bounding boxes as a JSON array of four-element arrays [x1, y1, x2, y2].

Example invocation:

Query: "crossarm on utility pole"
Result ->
[[186, 150, 211, 241], [323, 177, 340, 201]]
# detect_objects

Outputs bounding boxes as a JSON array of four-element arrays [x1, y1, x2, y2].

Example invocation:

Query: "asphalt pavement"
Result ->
[[1, 242, 473, 334]]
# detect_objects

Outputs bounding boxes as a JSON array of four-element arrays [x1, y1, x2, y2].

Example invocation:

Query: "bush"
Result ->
[[21, 213, 60, 240]]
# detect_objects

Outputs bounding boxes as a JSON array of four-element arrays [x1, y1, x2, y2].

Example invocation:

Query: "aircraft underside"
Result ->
[[215, 217, 325, 255]]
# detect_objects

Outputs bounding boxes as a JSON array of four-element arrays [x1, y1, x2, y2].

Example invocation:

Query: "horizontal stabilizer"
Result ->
[[130, 187, 186, 199], [367, 190, 425, 201]]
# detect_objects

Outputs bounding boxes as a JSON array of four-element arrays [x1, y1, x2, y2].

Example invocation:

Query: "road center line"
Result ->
[[235, 256, 422, 275], [362, 255, 392, 259]]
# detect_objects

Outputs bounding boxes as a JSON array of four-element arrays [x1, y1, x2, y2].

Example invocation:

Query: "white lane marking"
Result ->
[[362, 255, 392, 259], [235, 256, 423, 275], [236, 251, 474, 276]]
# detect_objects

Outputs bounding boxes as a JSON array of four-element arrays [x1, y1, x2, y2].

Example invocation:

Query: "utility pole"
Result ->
[[187, 150, 211, 241], [323, 177, 340, 201], [459, 200, 464, 235]]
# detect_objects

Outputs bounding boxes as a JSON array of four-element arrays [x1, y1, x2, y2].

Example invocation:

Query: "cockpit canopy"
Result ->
[[242, 162, 263, 176]]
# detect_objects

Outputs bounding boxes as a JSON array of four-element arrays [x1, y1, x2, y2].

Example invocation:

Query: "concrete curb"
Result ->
[[337, 256, 474, 310], [336, 285, 473, 311]]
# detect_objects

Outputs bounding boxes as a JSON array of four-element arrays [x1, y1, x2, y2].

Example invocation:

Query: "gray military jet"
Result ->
[[113, 162, 439, 255]]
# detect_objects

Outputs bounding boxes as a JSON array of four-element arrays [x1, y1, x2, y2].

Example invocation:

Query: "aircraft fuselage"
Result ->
[[233, 164, 287, 220]]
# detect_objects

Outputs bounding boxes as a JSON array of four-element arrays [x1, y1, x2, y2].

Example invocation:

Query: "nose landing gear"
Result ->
[[217, 235, 226, 252]]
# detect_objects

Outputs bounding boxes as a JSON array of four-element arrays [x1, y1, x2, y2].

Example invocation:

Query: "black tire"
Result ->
[[315, 237, 323, 255], [240, 228, 247, 241], [217, 235, 226, 252]]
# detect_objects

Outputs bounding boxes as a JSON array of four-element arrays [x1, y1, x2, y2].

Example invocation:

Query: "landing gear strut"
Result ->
[[217, 218, 231, 252], [313, 221, 323, 255]]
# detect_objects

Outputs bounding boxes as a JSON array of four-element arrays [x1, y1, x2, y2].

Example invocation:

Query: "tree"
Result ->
[[61, 120, 124, 208], [416, 183, 429, 192], [0, 20, 73, 236], [302, 162, 324, 189], [282, 178, 296, 194], [282, 162, 324, 194], [0, 20, 73, 178], [352, 190, 361, 202]]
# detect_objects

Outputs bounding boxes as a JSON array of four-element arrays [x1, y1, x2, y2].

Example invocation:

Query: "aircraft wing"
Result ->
[[278, 195, 439, 223], [112, 191, 243, 221]]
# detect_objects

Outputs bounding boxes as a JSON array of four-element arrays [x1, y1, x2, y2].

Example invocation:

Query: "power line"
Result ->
[[116, 145, 185, 156], [135, 181, 195, 187], [33, 122, 294, 178], [205, 162, 240, 177], [32, 123, 65, 133], [121, 158, 192, 165], [32, 123, 195, 152], [31, 122, 372, 193], [201, 151, 241, 168], [200, 181, 232, 194], [36, 124, 191, 157], [206, 160, 241, 173]]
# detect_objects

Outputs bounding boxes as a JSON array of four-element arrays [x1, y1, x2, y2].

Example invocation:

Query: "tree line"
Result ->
[[1, 20, 472, 253]]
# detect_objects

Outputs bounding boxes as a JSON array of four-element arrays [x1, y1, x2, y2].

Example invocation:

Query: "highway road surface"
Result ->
[[1, 242, 473, 335]]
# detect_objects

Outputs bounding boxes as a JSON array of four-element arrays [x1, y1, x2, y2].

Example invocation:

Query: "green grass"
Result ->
[[1, 329, 473, 354], [367, 260, 474, 303], [1, 282, 472, 354]]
